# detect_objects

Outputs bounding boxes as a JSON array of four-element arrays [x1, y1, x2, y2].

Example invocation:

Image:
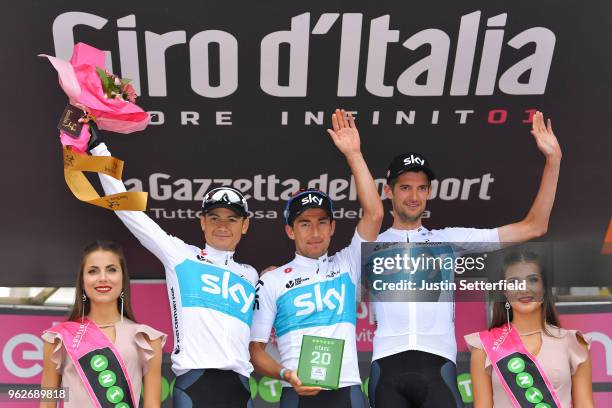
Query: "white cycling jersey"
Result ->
[[92, 143, 259, 377], [251, 231, 364, 388], [372, 226, 500, 363]]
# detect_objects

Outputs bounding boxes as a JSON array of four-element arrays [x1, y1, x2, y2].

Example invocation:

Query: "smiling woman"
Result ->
[[67, 242, 135, 323], [465, 250, 595, 408], [39, 241, 166, 408]]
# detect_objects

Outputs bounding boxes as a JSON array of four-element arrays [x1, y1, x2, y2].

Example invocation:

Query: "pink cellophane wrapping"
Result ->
[[41, 42, 149, 153]]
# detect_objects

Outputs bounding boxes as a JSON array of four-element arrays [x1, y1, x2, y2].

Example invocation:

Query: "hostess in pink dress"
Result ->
[[42, 319, 167, 407], [464, 325, 590, 408]]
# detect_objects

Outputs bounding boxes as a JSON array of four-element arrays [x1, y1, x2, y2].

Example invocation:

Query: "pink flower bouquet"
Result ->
[[41, 42, 149, 152]]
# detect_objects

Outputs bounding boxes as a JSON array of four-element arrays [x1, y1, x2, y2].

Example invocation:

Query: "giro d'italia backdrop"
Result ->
[[1, 0, 612, 406]]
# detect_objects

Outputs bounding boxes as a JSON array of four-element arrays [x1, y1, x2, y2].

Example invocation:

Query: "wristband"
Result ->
[[279, 367, 289, 381]]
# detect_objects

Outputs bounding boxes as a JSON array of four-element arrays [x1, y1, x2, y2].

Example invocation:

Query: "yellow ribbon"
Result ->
[[63, 147, 147, 211]]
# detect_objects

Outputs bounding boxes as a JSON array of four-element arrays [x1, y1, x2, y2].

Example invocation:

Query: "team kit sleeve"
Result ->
[[333, 229, 367, 285], [441, 227, 501, 256], [90, 143, 187, 267], [250, 273, 278, 343], [245, 266, 260, 287]]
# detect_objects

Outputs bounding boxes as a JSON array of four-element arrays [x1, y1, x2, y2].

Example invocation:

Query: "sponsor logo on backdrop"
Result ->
[[588, 332, 612, 376], [125, 172, 494, 219], [51, 11, 554, 127], [52, 11, 555, 98], [3, 334, 43, 378], [124, 172, 494, 210]]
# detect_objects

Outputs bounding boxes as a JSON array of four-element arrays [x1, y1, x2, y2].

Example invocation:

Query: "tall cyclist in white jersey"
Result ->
[[249, 109, 384, 407], [90, 140, 259, 407], [368, 111, 562, 408]]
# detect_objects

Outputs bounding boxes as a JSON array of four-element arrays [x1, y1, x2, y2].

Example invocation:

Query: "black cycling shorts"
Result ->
[[173, 368, 253, 408], [280, 384, 367, 408], [368, 350, 464, 408]]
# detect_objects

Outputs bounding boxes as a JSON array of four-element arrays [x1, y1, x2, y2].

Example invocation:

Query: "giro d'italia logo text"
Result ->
[[52, 10, 554, 127]]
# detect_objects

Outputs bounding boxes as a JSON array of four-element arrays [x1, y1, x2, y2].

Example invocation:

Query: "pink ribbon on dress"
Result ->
[[479, 324, 562, 408], [45, 319, 137, 408]]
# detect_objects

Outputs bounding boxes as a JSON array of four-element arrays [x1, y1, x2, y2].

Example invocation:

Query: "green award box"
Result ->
[[296, 335, 345, 389]]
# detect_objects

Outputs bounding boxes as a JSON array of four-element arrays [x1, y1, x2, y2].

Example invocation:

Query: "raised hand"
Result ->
[[327, 109, 361, 157], [531, 111, 562, 162], [498, 111, 563, 243]]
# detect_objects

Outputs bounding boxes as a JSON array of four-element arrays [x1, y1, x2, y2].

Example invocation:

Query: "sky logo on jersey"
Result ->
[[274, 273, 356, 337], [176, 260, 255, 325], [294, 284, 344, 316]]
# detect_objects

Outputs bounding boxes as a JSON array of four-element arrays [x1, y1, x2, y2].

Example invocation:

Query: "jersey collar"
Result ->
[[293, 252, 329, 270], [386, 226, 429, 240], [204, 244, 235, 265]]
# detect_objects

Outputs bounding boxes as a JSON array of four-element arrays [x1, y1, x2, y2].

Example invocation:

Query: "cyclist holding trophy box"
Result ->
[[249, 109, 383, 408]]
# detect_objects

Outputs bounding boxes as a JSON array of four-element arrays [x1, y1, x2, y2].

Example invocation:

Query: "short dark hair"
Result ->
[[388, 168, 432, 189]]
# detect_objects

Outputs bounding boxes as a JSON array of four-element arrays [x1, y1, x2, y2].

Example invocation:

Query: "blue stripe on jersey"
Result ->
[[274, 272, 356, 337], [176, 259, 255, 325]]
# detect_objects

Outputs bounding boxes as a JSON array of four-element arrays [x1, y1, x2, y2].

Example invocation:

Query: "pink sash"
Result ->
[[46, 319, 137, 408], [479, 324, 562, 408]]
